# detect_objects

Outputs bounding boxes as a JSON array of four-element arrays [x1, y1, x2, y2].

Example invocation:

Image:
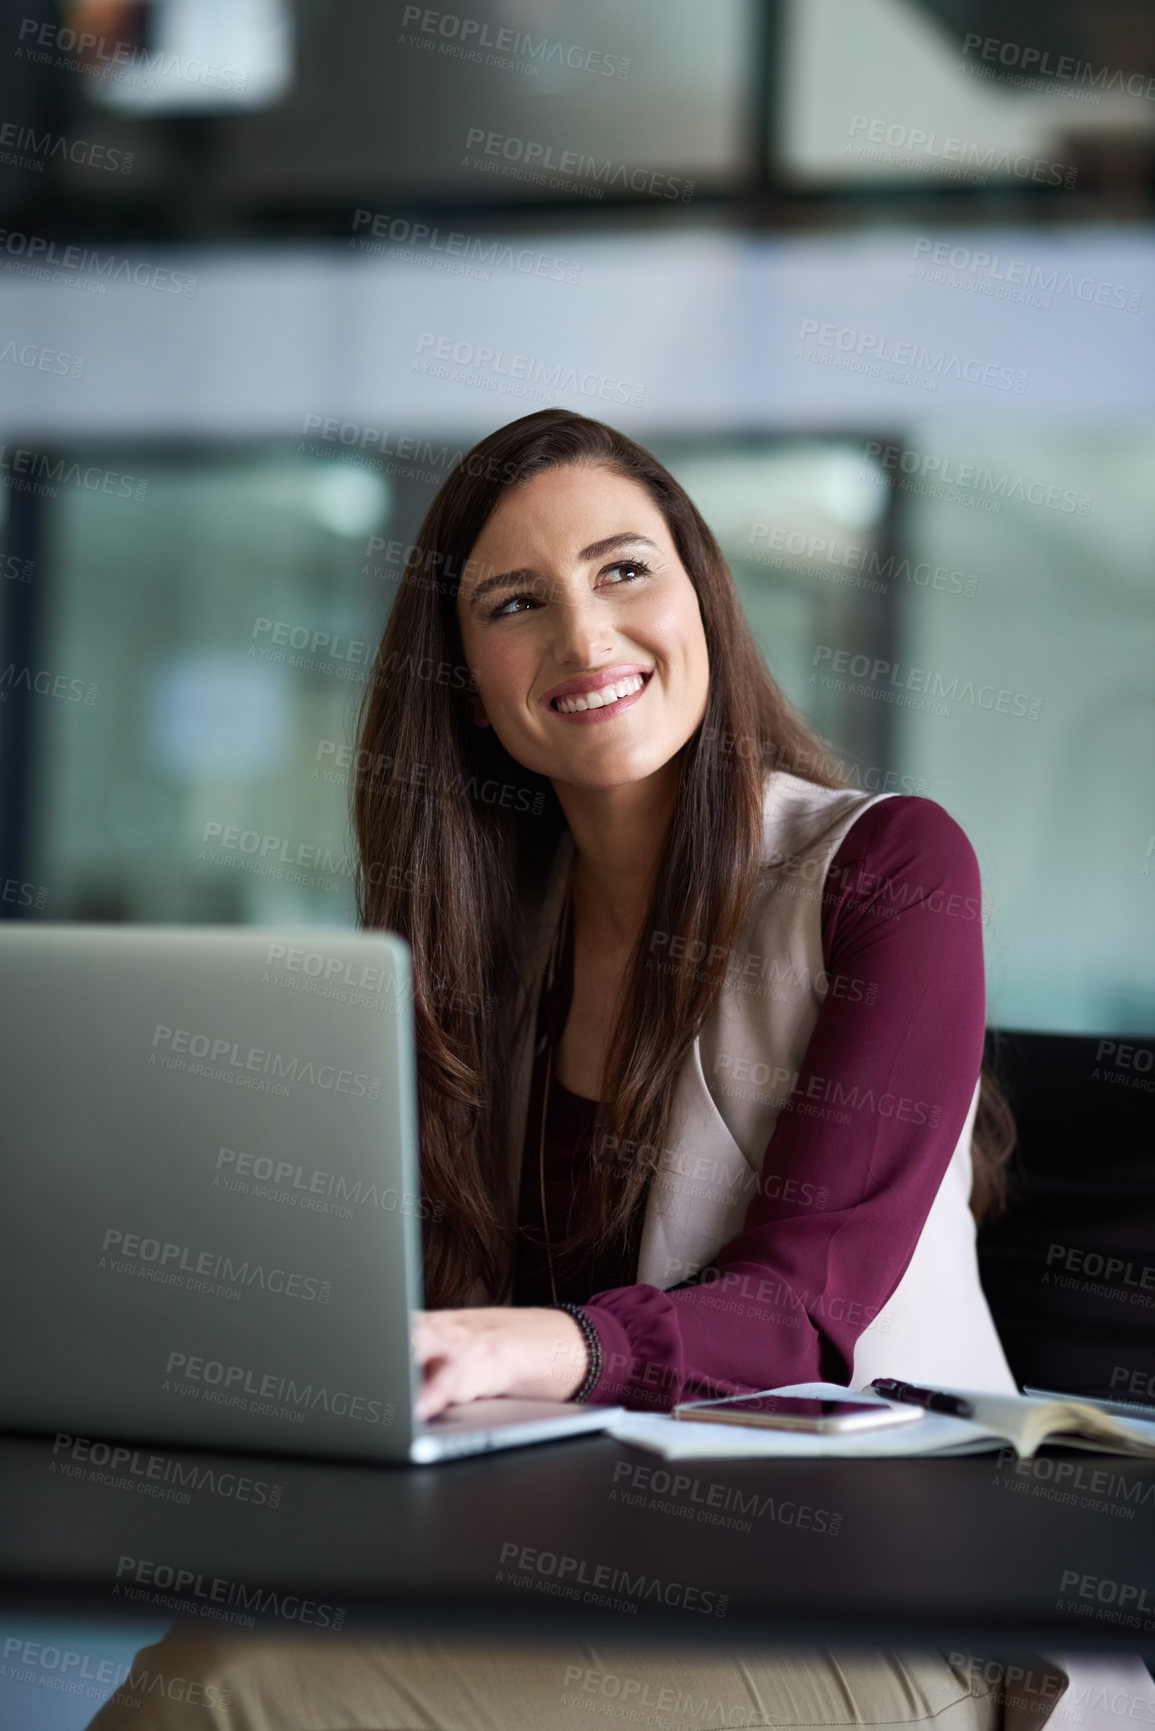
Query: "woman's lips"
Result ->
[[548, 669, 653, 725]]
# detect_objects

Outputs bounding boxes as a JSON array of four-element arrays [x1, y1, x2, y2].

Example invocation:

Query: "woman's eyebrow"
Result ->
[[579, 530, 659, 562], [464, 533, 660, 612]]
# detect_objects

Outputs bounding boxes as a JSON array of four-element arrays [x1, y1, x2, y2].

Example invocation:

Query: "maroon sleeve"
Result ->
[[575, 794, 988, 1410]]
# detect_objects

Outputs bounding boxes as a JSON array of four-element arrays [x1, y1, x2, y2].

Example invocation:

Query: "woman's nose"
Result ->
[[548, 586, 615, 661]]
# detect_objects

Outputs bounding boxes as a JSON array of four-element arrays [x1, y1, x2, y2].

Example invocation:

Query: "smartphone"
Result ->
[[672, 1393, 926, 1433]]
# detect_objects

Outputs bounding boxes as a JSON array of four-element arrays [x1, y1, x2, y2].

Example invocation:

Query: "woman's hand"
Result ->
[[409, 1306, 591, 1421]]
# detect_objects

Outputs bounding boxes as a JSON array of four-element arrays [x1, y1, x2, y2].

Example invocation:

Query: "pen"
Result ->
[[869, 1378, 974, 1418]]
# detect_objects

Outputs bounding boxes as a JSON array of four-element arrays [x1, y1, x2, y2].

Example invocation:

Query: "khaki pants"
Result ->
[[85, 1627, 1056, 1731]]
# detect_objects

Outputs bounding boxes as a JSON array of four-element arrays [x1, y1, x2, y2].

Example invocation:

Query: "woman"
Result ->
[[89, 408, 1053, 1730], [366, 406, 1017, 1416]]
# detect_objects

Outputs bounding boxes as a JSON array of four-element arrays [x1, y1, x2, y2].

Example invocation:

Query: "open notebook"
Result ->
[[605, 1381, 1155, 1461]]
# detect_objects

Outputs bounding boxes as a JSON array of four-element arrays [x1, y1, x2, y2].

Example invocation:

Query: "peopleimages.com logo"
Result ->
[[811, 645, 1042, 720], [796, 319, 1028, 393], [462, 128, 693, 201], [497, 1542, 728, 1616], [114, 1556, 344, 1628], [51, 1433, 283, 1508], [0, 336, 84, 377], [350, 208, 581, 282], [100, 1227, 332, 1304], [0, 1635, 234, 1712], [959, 33, 1155, 102], [910, 238, 1140, 313], [16, 18, 249, 94], [149, 1024, 381, 1100], [163, 1351, 396, 1428], [413, 331, 645, 407], [0, 118, 133, 174], [846, 115, 1077, 188], [398, 6, 631, 80], [214, 1144, 442, 1222], [862, 440, 1093, 515]]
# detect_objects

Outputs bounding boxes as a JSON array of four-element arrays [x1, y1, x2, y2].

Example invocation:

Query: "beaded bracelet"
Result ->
[[553, 1303, 603, 1403]]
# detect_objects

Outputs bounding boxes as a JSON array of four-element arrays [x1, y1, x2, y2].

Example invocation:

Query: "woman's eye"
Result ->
[[488, 561, 650, 618], [603, 560, 651, 585], [490, 592, 536, 619]]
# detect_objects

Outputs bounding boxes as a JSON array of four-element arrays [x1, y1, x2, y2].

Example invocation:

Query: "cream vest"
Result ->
[[506, 770, 1016, 1396], [500, 771, 1155, 1719]]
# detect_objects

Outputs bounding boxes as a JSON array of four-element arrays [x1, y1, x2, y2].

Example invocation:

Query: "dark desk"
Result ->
[[3, 1426, 1155, 1661]]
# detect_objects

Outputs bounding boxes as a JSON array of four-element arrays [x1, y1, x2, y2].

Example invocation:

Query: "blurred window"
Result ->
[[14, 428, 1151, 1034]]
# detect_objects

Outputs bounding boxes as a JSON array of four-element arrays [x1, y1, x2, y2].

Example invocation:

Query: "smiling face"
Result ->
[[455, 463, 711, 792]]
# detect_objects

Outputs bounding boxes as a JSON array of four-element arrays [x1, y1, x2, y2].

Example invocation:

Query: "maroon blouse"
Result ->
[[510, 794, 988, 1412]]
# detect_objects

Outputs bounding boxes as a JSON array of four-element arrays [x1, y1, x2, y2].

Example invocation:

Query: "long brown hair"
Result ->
[[351, 408, 1013, 1308]]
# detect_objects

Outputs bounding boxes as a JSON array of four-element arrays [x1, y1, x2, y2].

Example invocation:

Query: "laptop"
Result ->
[[0, 924, 624, 1464]]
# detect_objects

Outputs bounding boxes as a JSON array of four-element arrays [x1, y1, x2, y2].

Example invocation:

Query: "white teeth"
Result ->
[[554, 673, 646, 714]]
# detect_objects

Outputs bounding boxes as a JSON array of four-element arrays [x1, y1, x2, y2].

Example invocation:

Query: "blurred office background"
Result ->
[[0, 0, 1153, 1046]]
